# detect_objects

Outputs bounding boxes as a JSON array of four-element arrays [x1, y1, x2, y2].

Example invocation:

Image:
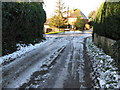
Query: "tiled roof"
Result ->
[[68, 9, 87, 19]]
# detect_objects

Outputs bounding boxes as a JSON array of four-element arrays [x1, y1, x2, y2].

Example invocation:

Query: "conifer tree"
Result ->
[[49, 0, 66, 29]]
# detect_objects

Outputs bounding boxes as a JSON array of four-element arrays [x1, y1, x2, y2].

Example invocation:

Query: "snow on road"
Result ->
[[0, 39, 48, 65], [1, 30, 120, 89], [2, 37, 69, 88]]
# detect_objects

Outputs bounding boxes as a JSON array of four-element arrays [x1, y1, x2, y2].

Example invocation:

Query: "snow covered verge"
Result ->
[[0, 38, 52, 65], [86, 37, 120, 88]]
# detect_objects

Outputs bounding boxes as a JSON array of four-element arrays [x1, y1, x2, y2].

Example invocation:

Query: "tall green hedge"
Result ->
[[93, 2, 120, 40], [2, 2, 46, 55]]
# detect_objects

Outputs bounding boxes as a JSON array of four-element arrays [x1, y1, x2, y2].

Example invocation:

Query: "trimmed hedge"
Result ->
[[2, 2, 46, 55], [93, 2, 120, 40]]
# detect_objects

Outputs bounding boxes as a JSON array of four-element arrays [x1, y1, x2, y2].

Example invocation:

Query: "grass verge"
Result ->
[[45, 31, 64, 34]]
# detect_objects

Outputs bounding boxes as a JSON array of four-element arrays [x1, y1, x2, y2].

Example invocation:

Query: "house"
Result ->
[[44, 18, 64, 33], [67, 9, 88, 28], [44, 18, 52, 33], [44, 9, 88, 33]]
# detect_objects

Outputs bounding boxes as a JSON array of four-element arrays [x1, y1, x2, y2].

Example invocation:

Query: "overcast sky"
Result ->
[[43, 0, 105, 18]]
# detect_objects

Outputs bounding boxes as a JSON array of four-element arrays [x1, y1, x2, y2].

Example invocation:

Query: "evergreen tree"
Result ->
[[93, 1, 120, 40], [49, 0, 66, 28], [2, 2, 46, 55]]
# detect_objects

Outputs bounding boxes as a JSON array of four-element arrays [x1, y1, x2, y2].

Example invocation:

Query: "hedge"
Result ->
[[2, 2, 46, 55], [93, 1, 120, 40]]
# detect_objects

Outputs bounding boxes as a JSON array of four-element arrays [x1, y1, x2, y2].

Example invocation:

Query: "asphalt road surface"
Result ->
[[2, 30, 93, 88]]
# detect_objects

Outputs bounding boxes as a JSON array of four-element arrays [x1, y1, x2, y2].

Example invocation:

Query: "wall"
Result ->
[[93, 33, 120, 65]]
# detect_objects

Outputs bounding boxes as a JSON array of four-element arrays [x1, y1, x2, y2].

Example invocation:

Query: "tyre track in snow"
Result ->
[[2, 37, 69, 88], [63, 36, 93, 88], [20, 45, 66, 88], [18, 36, 93, 88], [2, 32, 93, 88], [19, 37, 74, 88]]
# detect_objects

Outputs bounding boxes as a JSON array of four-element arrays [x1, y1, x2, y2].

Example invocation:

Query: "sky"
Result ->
[[43, 0, 105, 18]]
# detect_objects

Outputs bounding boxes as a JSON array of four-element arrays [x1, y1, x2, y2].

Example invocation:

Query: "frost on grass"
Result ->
[[86, 37, 120, 88]]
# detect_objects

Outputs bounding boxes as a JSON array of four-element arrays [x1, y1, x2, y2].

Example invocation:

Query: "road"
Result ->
[[2, 30, 93, 88]]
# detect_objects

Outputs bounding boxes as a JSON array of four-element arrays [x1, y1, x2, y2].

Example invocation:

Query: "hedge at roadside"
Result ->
[[2, 2, 46, 55], [93, 1, 120, 40]]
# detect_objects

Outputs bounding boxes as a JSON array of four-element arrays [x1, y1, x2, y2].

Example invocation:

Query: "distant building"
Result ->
[[44, 9, 88, 33], [67, 9, 88, 28], [44, 19, 51, 33], [44, 19, 61, 33]]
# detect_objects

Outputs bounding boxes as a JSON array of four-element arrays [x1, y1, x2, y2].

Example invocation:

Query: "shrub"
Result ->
[[75, 16, 86, 30], [93, 2, 120, 40], [2, 2, 46, 55]]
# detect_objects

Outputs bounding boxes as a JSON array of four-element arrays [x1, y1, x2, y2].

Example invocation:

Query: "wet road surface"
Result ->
[[2, 31, 93, 88]]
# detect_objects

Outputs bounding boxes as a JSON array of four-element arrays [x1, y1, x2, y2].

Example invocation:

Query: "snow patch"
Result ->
[[64, 31, 82, 34], [0, 38, 53, 65], [86, 37, 120, 88]]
